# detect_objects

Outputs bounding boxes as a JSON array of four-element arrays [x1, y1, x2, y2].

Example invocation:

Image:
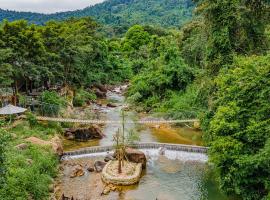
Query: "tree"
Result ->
[[197, 0, 269, 75], [0, 49, 13, 87], [123, 25, 151, 51], [204, 55, 270, 199]]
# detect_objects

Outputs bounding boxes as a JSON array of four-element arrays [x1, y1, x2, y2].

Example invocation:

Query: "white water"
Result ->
[[62, 149, 208, 163]]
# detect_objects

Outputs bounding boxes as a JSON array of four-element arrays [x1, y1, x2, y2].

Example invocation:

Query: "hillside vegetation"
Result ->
[[0, 0, 270, 199], [0, 0, 194, 33]]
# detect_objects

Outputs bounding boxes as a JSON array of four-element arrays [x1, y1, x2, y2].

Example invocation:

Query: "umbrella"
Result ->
[[0, 104, 27, 115]]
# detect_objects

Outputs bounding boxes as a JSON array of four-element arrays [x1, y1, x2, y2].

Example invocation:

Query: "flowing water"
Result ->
[[58, 86, 230, 200], [63, 88, 203, 151]]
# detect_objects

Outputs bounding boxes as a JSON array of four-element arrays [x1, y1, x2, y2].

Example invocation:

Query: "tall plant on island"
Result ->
[[113, 110, 139, 174]]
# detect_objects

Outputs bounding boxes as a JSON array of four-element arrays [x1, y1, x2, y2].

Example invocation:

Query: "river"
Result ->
[[55, 85, 229, 200]]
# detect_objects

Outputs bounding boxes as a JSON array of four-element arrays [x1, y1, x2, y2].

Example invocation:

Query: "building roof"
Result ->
[[0, 104, 27, 115]]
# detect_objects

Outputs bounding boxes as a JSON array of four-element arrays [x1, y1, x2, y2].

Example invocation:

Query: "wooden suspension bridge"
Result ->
[[32, 116, 199, 124]]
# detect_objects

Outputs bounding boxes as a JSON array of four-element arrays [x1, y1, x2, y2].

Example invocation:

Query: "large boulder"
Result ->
[[25, 136, 63, 156], [125, 148, 147, 169], [65, 125, 104, 141]]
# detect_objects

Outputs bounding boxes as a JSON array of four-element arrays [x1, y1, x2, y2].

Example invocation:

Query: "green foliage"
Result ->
[[158, 83, 207, 119], [0, 129, 11, 188], [0, 18, 131, 93], [204, 55, 270, 199], [0, 0, 194, 31], [18, 94, 27, 108], [127, 34, 194, 110], [197, 0, 269, 75], [180, 19, 207, 68], [39, 91, 66, 117], [0, 118, 60, 199], [26, 112, 38, 128], [73, 88, 96, 107], [0, 145, 58, 200], [0, 48, 13, 86], [123, 25, 151, 51]]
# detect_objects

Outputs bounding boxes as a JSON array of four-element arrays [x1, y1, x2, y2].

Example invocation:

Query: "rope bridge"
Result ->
[[32, 116, 199, 124]]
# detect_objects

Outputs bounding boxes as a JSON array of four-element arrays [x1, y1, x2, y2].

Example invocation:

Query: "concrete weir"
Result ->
[[62, 142, 208, 158]]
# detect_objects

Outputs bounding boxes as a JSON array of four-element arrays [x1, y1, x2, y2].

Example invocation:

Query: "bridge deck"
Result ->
[[33, 116, 199, 124]]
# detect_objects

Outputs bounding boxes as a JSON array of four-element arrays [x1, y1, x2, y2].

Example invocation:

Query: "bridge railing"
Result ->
[[32, 116, 199, 124]]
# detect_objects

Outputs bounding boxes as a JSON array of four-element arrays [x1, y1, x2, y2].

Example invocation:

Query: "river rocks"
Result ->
[[65, 132, 75, 140], [70, 165, 85, 178], [93, 88, 106, 98], [16, 143, 28, 150], [104, 154, 114, 162], [87, 166, 95, 172], [107, 103, 117, 108], [93, 83, 107, 93], [125, 148, 147, 169], [94, 161, 107, 173], [25, 136, 63, 156], [101, 184, 117, 195], [158, 147, 166, 155], [65, 125, 103, 141]]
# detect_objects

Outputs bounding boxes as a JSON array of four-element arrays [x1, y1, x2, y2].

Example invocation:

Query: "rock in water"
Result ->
[[93, 88, 106, 98], [107, 103, 117, 108], [94, 161, 107, 173], [87, 167, 95, 172], [70, 165, 85, 178], [104, 154, 114, 162], [125, 148, 147, 169], [158, 147, 166, 155], [102, 184, 117, 195]]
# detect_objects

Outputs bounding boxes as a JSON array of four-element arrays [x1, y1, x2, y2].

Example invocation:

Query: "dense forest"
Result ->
[[0, 0, 270, 199], [0, 0, 194, 35]]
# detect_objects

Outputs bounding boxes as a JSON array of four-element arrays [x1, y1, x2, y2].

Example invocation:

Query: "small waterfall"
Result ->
[[62, 143, 208, 163]]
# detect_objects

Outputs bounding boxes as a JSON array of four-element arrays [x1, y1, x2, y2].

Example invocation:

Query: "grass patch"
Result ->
[[0, 120, 61, 200]]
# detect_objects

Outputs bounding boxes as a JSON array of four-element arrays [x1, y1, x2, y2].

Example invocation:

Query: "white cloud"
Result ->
[[0, 0, 105, 14]]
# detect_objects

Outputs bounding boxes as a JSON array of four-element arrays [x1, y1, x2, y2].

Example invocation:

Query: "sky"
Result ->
[[0, 0, 105, 14]]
